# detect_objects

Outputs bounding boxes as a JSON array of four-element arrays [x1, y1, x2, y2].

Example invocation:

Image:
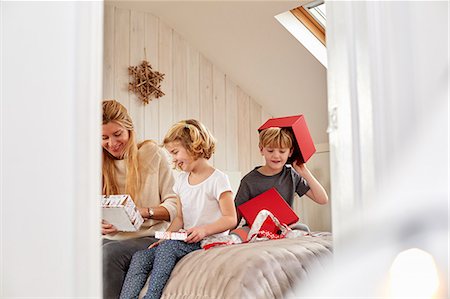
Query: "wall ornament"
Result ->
[[128, 60, 165, 104]]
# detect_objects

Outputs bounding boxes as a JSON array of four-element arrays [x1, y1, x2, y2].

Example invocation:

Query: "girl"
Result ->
[[120, 119, 237, 299], [101, 100, 178, 299]]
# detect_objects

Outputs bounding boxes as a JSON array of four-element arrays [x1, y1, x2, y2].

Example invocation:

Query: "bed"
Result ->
[[139, 234, 333, 299]]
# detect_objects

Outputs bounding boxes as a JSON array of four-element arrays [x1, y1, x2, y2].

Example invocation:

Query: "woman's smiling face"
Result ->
[[102, 121, 130, 159]]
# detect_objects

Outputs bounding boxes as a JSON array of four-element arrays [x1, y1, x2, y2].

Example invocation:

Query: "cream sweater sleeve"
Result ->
[[157, 147, 178, 221]]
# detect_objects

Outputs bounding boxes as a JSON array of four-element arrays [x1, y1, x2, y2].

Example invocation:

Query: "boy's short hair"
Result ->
[[258, 127, 294, 149]]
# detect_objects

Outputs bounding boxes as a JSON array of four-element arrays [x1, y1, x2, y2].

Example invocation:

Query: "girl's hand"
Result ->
[[185, 226, 207, 243], [148, 240, 164, 249], [101, 220, 118, 235]]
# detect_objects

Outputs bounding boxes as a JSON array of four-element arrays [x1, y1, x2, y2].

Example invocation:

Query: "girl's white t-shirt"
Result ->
[[173, 169, 232, 237]]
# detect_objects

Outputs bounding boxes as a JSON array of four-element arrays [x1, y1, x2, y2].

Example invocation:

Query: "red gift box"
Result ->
[[258, 115, 316, 163], [237, 187, 299, 233]]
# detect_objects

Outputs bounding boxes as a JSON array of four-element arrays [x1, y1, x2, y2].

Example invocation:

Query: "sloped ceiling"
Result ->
[[108, 1, 329, 144]]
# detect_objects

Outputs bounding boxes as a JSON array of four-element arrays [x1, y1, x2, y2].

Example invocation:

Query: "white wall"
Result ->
[[1, 2, 103, 297]]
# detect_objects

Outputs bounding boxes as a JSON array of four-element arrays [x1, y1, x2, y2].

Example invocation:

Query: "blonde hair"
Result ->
[[102, 100, 140, 199], [163, 119, 216, 160], [258, 127, 293, 149]]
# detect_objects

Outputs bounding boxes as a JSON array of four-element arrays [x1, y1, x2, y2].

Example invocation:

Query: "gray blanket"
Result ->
[[155, 235, 333, 299]]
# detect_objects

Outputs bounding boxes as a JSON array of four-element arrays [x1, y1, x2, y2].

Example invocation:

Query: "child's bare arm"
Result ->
[[234, 181, 250, 228], [293, 161, 328, 205], [165, 196, 184, 232], [147, 198, 184, 249], [185, 191, 237, 243]]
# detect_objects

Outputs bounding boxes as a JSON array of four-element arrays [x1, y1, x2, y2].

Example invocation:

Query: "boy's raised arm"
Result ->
[[293, 161, 328, 205]]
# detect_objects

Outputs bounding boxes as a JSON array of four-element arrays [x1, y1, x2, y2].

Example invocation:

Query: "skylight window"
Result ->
[[304, 0, 326, 29], [290, 1, 326, 46], [275, 1, 327, 67]]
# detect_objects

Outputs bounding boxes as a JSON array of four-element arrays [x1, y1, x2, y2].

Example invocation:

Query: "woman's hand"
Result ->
[[101, 220, 118, 235], [185, 226, 207, 243], [137, 206, 170, 221], [138, 207, 150, 220]]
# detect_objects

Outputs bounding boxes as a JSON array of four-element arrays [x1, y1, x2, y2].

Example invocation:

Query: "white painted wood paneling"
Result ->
[[114, 8, 130, 109], [104, 4, 277, 175], [130, 11, 146, 142], [187, 45, 200, 120], [225, 76, 239, 170], [300, 151, 332, 231], [199, 54, 213, 129], [199, 54, 214, 165], [261, 110, 272, 126], [173, 31, 188, 122], [237, 87, 251, 174], [158, 21, 173, 142], [213, 66, 227, 170], [144, 13, 159, 141], [103, 5, 115, 99], [249, 98, 263, 167]]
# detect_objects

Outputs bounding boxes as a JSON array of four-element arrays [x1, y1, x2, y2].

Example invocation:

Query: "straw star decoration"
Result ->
[[128, 60, 165, 104]]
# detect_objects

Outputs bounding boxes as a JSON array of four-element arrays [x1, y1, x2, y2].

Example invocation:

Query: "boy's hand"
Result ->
[[185, 226, 207, 243], [293, 159, 329, 205], [293, 160, 309, 176], [101, 220, 118, 235]]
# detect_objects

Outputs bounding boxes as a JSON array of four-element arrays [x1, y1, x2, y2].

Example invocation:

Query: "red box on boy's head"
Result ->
[[258, 115, 316, 164]]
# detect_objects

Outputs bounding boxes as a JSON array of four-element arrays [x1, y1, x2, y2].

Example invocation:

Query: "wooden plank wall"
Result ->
[[103, 5, 267, 175]]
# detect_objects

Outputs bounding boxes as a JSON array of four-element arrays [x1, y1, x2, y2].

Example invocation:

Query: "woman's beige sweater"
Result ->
[[104, 141, 177, 240]]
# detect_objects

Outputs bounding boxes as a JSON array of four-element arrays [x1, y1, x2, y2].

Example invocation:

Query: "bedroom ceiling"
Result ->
[[108, 1, 329, 144]]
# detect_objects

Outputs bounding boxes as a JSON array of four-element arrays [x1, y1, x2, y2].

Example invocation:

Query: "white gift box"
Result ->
[[155, 231, 187, 241], [101, 194, 144, 232]]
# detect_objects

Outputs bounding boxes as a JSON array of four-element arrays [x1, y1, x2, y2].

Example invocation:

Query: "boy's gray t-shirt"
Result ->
[[234, 165, 310, 207]]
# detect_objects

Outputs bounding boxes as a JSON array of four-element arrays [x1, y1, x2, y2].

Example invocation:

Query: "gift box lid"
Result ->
[[258, 115, 316, 163]]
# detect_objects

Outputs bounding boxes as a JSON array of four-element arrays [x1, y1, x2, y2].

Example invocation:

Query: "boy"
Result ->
[[235, 127, 328, 222]]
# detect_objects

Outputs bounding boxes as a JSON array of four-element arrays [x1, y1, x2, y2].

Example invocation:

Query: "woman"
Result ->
[[101, 100, 177, 298]]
